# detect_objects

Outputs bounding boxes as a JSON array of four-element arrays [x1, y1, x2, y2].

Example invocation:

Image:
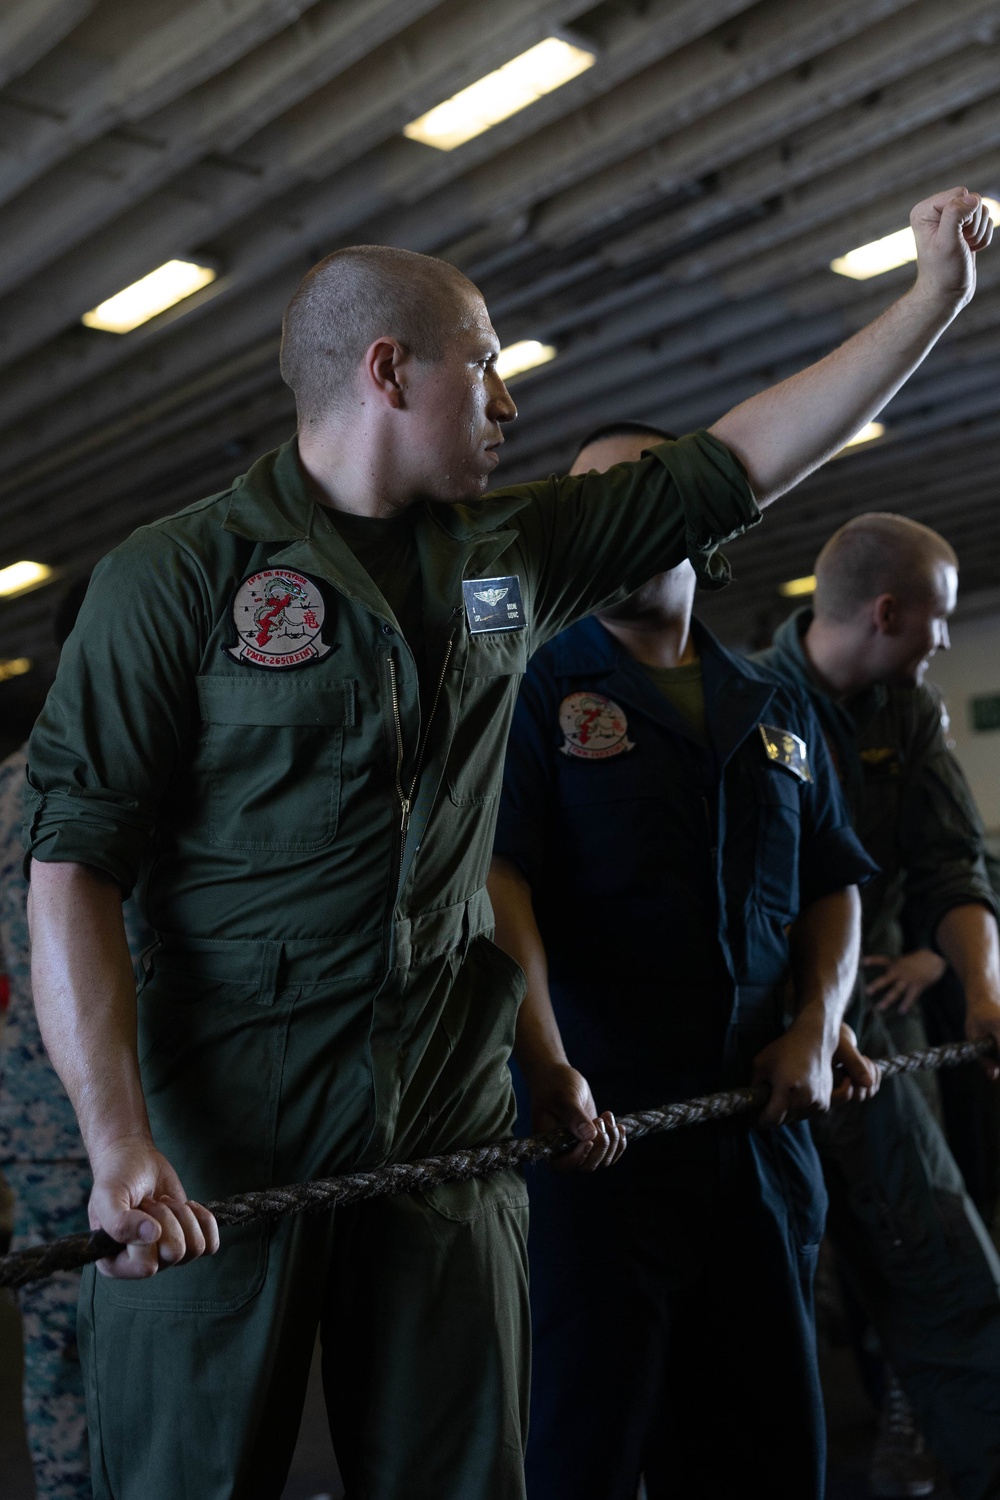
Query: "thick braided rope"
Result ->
[[0, 1036, 992, 1291]]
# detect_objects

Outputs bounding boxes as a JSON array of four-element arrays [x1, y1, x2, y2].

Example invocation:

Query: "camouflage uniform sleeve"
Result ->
[[898, 687, 997, 945]]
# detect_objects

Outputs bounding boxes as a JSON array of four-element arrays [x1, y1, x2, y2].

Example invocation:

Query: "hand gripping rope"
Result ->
[[0, 1037, 993, 1290]]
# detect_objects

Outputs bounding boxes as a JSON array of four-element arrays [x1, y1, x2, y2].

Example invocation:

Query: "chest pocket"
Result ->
[[751, 758, 803, 919], [197, 675, 355, 852], [447, 634, 527, 807]]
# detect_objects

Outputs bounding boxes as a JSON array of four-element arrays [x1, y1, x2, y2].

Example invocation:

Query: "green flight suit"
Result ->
[[24, 434, 757, 1500], [758, 609, 1000, 1500]]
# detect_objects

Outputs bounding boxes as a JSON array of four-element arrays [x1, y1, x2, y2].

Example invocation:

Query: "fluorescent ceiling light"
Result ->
[[841, 420, 885, 449], [0, 657, 31, 682], [495, 339, 557, 381], [0, 560, 54, 599], [82, 259, 217, 333], [831, 227, 917, 280], [831, 197, 1000, 280], [779, 575, 817, 598], [404, 36, 596, 151]]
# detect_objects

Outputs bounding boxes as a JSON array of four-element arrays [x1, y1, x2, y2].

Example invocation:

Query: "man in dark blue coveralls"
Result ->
[[488, 424, 881, 1500]]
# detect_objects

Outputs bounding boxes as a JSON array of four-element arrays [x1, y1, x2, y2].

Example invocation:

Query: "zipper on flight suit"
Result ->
[[386, 616, 458, 895], [387, 654, 410, 841]]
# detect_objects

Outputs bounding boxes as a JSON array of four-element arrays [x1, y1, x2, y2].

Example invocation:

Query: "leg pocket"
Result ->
[[756, 1120, 829, 1256], [104, 979, 292, 1314], [326, 1184, 529, 1500]]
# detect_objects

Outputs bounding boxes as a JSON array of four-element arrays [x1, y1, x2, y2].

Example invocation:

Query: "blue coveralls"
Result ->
[[494, 615, 876, 1500]]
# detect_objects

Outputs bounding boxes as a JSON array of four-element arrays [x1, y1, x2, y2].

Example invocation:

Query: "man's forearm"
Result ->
[[937, 903, 1000, 1009], [487, 856, 567, 1083], [751, 887, 862, 1123], [790, 888, 862, 1044], [488, 855, 621, 1163], [29, 860, 220, 1275], [935, 903, 1000, 1077], [709, 187, 991, 505], [28, 859, 150, 1162], [710, 287, 954, 506]]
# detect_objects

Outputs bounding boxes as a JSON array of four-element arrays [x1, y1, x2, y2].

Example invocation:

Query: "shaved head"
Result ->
[[814, 512, 957, 622], [280, 245, 480, 426]]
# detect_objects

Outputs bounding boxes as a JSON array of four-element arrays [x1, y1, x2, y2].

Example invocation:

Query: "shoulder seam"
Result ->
[[147, 487, 235, 530]]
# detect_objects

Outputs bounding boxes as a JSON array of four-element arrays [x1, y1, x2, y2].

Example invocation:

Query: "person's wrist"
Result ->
[[907, 276, 968, 324], [519, 1051, 571, 1091], [792, 998, 838, 1053], [86, 1124, 156, 1170], [965, 987, 1000, 1021]]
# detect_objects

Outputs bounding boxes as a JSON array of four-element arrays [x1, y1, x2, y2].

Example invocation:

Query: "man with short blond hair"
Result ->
[[757, 511, 1000, 1500], [813, 512, 957, 620]]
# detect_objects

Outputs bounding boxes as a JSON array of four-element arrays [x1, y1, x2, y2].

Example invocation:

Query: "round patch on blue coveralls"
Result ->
[[559, 692, 634, 759], [226, 570, 331, 669]]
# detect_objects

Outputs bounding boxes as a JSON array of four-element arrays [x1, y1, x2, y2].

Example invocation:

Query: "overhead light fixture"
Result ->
[[831, 197, 1000, 280], [495, 339, 557, 381], [0, 560, 54, 599], [840, 420, 885, 449], [404, 36, 596, 151], [830, 227, 917, 281], [779, 575, 817, 598], [82, 259, 217, 333], [0, 657, 31, 682]]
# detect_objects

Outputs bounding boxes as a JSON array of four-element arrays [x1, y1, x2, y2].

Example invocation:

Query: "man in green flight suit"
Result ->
[[24, 190, 996, 1500]]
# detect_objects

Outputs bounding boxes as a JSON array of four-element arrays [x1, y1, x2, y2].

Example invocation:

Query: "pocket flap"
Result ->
[[462, 632, 528, 678], [197, 674, 355, 727]]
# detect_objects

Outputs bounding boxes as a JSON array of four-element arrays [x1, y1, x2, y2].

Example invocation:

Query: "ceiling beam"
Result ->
[[0, 0, 922, 376], [0, 0, 94, 88], [0, 0, 444, 298], [0, 0, 327, 207], [603, 59, 1000, 267], [526, 0, 1000, 252], [0, 0, 604, 368]]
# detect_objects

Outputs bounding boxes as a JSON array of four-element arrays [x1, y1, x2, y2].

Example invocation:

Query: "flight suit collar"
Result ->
[[223, 438, 529, 630], [222, 439, 314, 543], [769, 608, 887, 728], [552, 615, 775, 766], [768, 609, 886, 794]]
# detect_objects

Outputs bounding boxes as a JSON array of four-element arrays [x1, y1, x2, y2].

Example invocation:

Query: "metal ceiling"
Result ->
[[1, 0, 999, 683]]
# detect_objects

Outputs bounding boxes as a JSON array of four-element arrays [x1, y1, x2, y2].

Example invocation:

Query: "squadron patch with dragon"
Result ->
[[226, 570, 331, 670], [559, 692, 634, 760]]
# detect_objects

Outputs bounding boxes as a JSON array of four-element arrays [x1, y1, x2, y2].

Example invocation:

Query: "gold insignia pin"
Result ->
[[759, 723, 813, 783], [859, 747, 899, 771]]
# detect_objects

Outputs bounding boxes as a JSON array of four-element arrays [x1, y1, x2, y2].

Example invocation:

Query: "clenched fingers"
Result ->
[[556, 1111, 627, 1172], [153, 1197, 220, 1265]]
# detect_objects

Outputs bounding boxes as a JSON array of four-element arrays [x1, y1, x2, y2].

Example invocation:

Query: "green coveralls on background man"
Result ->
[[758, 578, 1000, 1500], [22, 194, 996, 1500]]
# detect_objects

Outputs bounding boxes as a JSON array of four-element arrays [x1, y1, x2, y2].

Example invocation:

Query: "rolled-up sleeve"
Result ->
[[509, 430, 760, 648], [24, 527, 208, 895]]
